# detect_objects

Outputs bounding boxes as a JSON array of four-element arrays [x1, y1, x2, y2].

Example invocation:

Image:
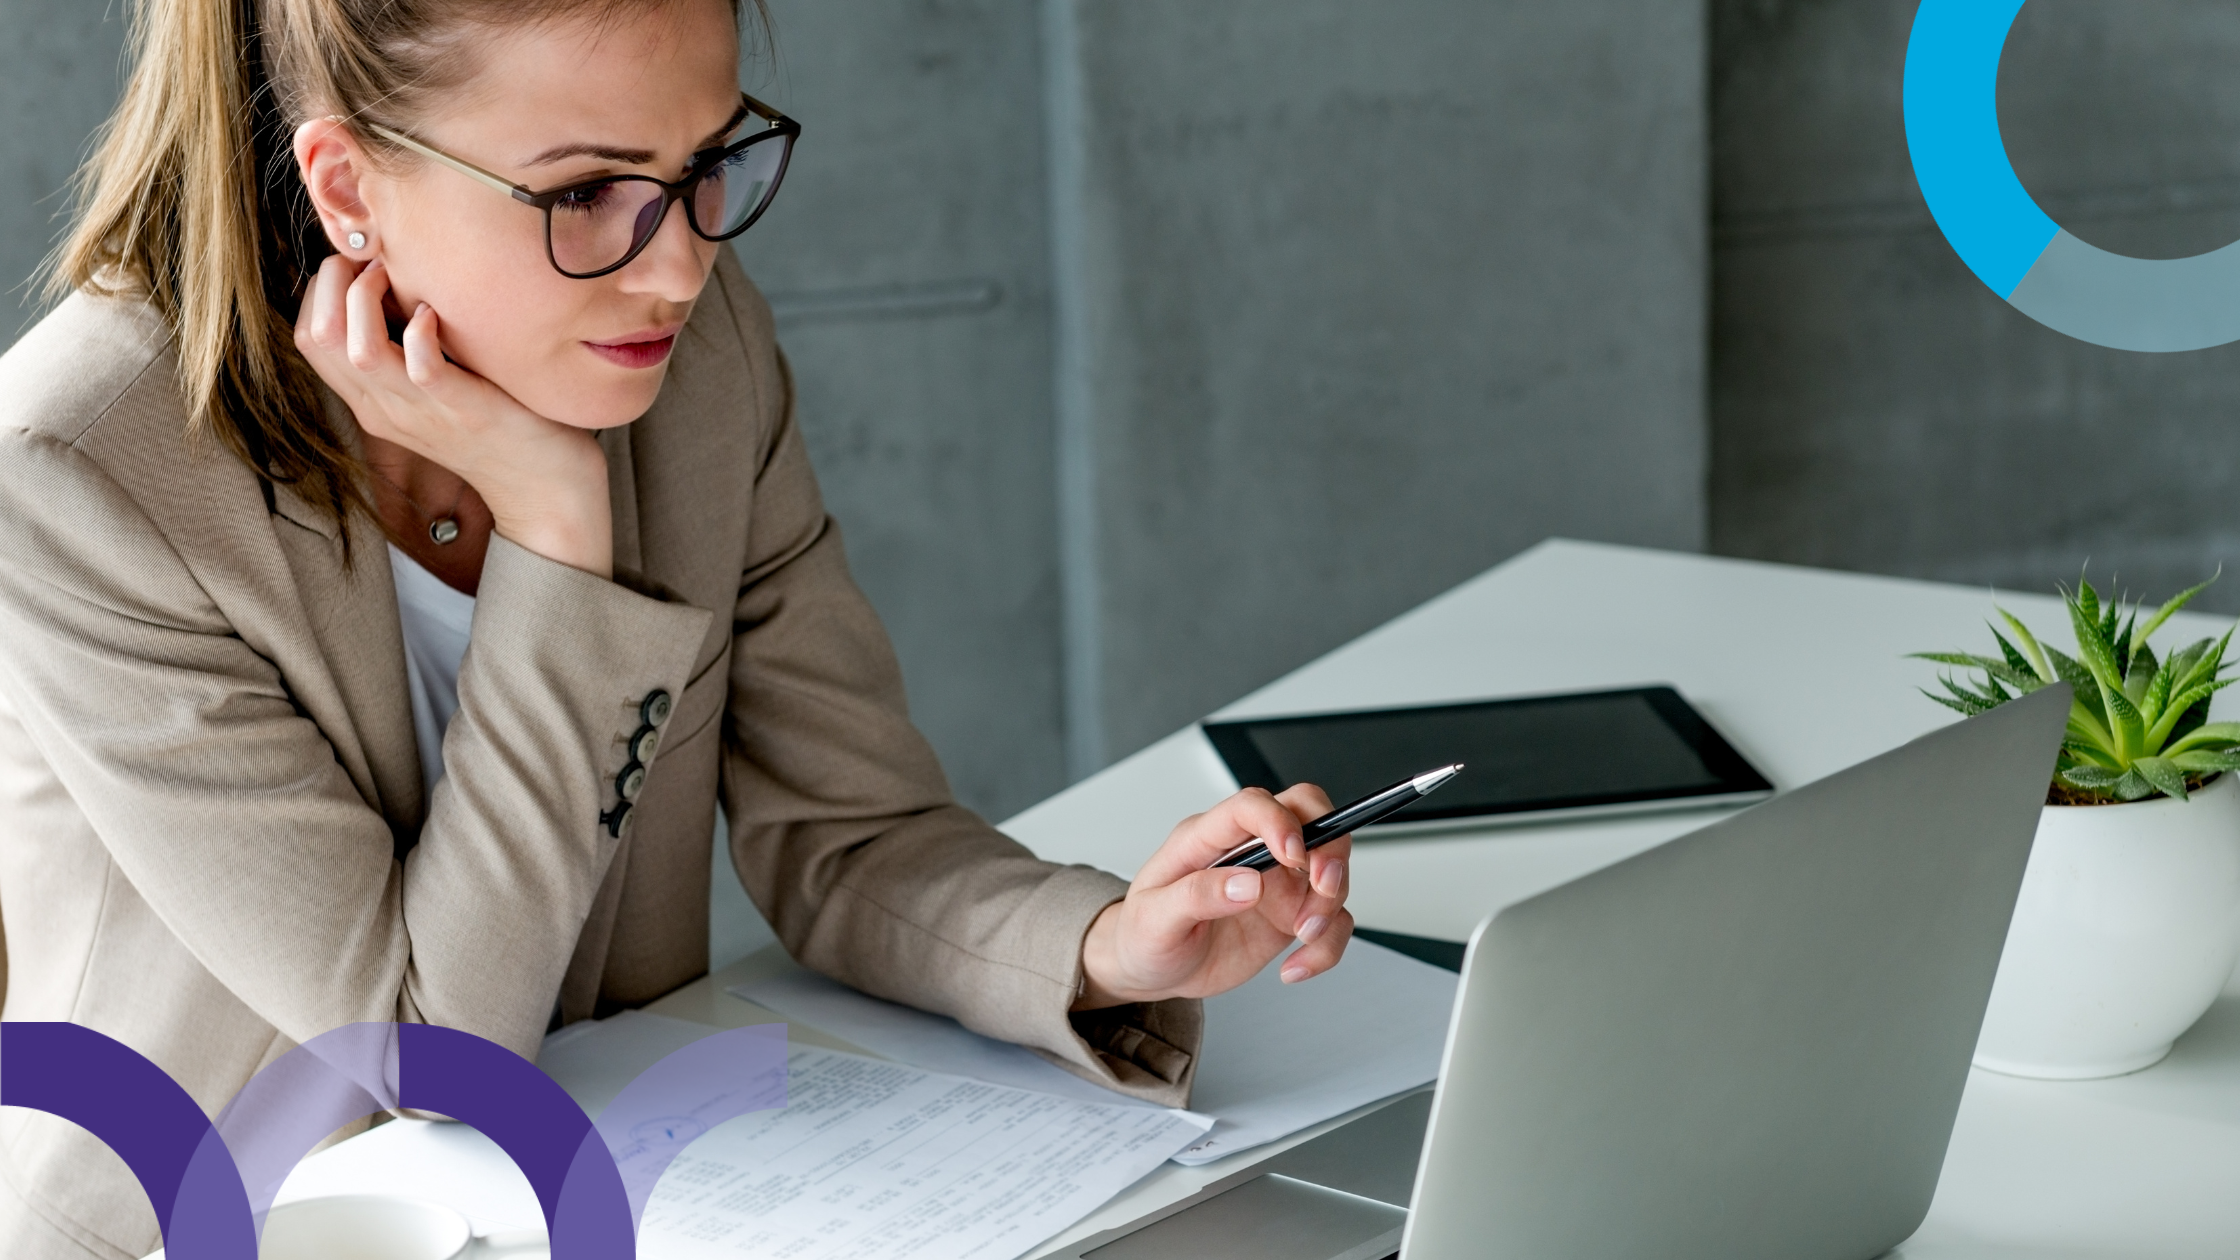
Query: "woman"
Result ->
[[0, 0, 1357, 1255]]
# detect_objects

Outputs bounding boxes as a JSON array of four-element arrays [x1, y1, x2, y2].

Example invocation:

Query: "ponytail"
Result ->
[[47, 0, 766, 542], [53, 0, 358, 537]]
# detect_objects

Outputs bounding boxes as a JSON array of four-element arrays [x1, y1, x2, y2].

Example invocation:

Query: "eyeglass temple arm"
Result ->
[[364, 123, 538, 205], [742, 92, 794, 128]]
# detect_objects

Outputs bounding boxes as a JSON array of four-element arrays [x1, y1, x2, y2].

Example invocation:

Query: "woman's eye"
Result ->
[[554, 182, 620, 215]]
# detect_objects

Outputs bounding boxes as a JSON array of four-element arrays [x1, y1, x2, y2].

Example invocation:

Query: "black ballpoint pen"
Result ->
[[1210, 764, 1464, 872]]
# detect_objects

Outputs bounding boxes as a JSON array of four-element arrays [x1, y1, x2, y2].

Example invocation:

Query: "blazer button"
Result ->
[[630, 725, 662, 763], [603, 801, 634, 839], [617, 762, 648, 803], [641, 690, 674, 727]]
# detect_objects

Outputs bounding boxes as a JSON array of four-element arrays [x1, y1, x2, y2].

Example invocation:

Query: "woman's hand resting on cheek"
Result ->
[[295, 254, 615, 578], [1075, 785, 1353, 1009]]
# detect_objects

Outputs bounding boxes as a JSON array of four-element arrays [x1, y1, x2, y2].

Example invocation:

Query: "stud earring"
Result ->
[[347, 231, 367, 251]]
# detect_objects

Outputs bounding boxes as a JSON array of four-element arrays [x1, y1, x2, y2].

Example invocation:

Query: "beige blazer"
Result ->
[[0, 252, 1199, 1260]]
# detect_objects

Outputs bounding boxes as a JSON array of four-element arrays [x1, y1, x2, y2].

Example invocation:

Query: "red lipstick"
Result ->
[[585, 327, 680, 369]]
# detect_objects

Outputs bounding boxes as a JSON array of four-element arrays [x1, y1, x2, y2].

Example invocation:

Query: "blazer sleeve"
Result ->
[[0, 426, 711, 1060], [709, 263, 1203, 1106]]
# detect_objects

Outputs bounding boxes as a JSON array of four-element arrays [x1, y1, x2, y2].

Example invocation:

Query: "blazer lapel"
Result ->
[[256, 392, 424, 843], [600, 423, 644, 579], [268, 477, 425, 845]]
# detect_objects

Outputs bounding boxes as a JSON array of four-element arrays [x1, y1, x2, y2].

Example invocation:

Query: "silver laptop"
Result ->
[[1049, 684, 2068, 1260]]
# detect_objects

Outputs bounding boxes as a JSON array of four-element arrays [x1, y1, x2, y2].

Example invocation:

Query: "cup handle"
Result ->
[[473, 1227, 549, 1256]]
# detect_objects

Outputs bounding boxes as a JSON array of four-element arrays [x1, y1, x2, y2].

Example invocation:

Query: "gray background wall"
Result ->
[[1048, 0, 1707, 771], [1713, 0, 2240, 613], [0, 2, 124, 345], [744, 0, 1709, 796], [731, 0, 1066, 819]]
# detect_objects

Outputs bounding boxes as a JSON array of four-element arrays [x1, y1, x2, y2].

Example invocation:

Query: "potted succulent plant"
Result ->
[[1916, 574, 2240, 1079]]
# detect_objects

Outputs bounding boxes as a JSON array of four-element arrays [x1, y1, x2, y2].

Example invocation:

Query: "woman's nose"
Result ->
[[616, 196, 712, 303]]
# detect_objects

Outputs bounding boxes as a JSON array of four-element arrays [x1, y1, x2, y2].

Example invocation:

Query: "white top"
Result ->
[[387, 543, 477, 801]]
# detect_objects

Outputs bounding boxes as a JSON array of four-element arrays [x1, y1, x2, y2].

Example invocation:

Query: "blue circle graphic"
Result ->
[[1905, 0, 2240, 352]]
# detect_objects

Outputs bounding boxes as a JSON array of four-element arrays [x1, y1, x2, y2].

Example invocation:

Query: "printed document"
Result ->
[[731, 938, 1457, 1164], [633, 1045, 1209, 1259]]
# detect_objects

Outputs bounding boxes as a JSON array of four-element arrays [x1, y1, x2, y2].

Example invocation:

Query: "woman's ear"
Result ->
[[294, 117, 380, 258]]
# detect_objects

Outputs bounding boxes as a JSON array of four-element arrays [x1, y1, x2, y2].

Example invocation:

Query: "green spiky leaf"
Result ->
[[2171, 630, 2231, 695], [2067, 591, 2127, 696], [1921, 688, 1987, 718], [1939, 675, 2005, 712], [2065, 701, 2117, 755], [2142, 659, 2176, 729], [2135, 569, 2221, 645], [2061, 733, 2120, 768], [1908, 652, 1987, 668], [2163, 721, 2240, 755], [1998, 609, 2057, 682], [2166, 639, 2211, 688], [1904, 651, 2041, 694], [2131, 755, 2189, 801], [2126, 642, 2158, 705], [2112, 769, 2159, 801], [2169, 701, 2211, 750], [2147, 677, 2239, 749], [2058, 764, 2124, 790], [2170, 750, 2240, 774], [2044, 646, 2105, 711], [1992, 627, 2033, 676]]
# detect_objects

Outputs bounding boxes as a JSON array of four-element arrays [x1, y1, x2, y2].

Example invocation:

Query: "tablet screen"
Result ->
[[1202, 687, 1771, 825]]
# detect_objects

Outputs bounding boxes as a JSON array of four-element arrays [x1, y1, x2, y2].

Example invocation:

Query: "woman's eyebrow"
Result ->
[[699, 100, 755, 149], [523, 103, 755, 170], [523, 142, 657, 168]]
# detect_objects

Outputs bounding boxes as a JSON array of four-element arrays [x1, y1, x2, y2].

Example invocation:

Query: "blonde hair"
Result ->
[[50, 0, 764, 538]]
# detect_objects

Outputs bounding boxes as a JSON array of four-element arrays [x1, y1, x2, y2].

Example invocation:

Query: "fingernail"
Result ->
[[1281, 964, 1310, 983], [1287, 835, 1305, 866], [1318, 860, 1345, 896], [1225, 871, 1258, 902], [1297, 915, 1329, 943]]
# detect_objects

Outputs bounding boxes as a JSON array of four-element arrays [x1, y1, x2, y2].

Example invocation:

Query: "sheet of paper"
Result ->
[[723, 971, 1148, 1109], [731, 938, 1458, 1165], [635, 1045, 1210, 1260], [540, 1009, 741, 1117]]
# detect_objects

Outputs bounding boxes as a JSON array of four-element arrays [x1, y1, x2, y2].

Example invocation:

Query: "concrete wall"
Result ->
[[0, 1, 124, 342], [735, 0, 1067, 821], [1049, 0, 1710, 769], [1712, 0, 2240, 613]]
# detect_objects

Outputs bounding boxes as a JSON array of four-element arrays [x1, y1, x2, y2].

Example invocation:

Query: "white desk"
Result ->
[[261, 539, 2240, 1258]]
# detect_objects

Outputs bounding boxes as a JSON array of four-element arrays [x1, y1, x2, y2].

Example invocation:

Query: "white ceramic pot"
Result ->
[[1974, 770, 2240, 1080]]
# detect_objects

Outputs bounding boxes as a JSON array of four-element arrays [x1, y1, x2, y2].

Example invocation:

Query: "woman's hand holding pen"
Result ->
[[1074, 785, 1353, 1010], [295, 254, 615, 578]]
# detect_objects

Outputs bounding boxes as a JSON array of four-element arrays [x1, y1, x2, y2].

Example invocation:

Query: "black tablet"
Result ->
[[1202, 686, 1773, 833]]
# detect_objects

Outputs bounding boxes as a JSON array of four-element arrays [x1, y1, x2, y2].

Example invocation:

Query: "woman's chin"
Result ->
[[518, 376, 667, 431]]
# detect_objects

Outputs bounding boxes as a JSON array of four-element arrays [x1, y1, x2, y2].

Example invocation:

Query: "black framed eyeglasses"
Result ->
[[366, 93, 799, 279]]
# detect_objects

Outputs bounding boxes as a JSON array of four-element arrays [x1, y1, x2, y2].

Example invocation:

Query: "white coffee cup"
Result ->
[[258, 1195, 546, 1260]]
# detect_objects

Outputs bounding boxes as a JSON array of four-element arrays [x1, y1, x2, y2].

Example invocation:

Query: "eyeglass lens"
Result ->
[[547, 137, 788, 276]]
